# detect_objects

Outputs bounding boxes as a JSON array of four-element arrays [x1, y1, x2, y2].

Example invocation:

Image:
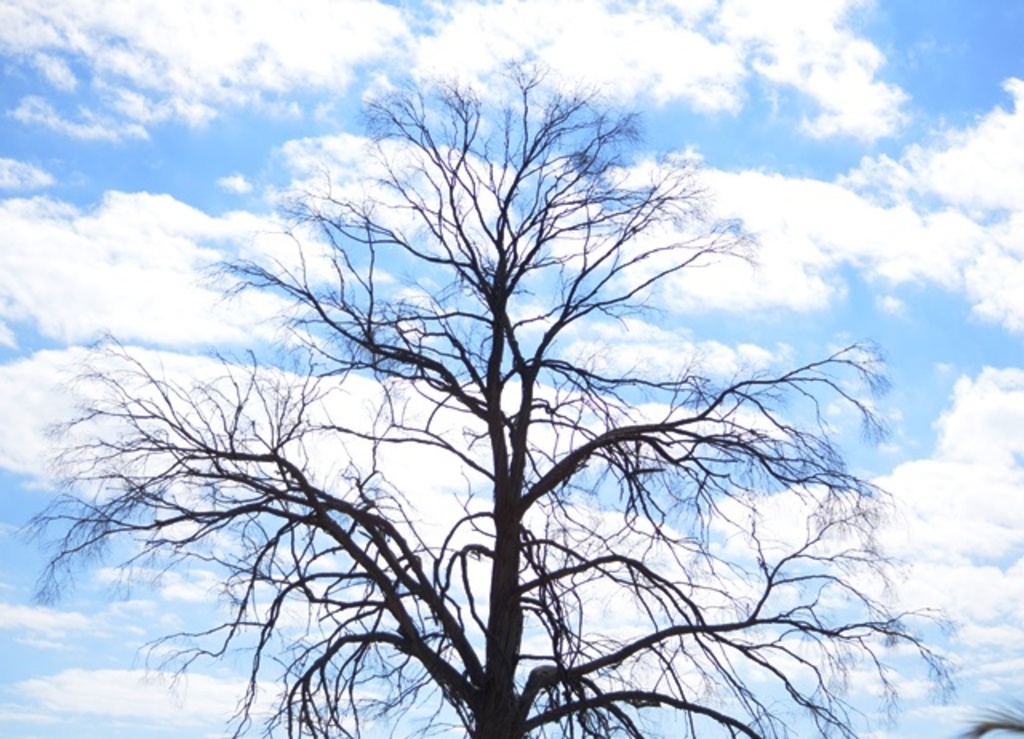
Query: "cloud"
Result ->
[[413, 0, 744, 111], [932, 369, 1024, 469], [0, 603, 93, 640], [100, 568, 224, 604], [963, 225, 1024, 332], [0, 595, 178, 654], [710, 366, 1024, 713], [654, 167, 982, 314], [875, 294, 905, 316], [217, 173, 253, 194], [561, 318, 791, 379], [0, 192, 290, 348], [716, 0, 908, 140], [2, 0, 905, 141], [276, 125, 1009, 330], [838, 78, 1024, 331], [278, 131, 376, 184], [31, 52, 77, 91], [414, 0, 905, 139], [10, 95, 148, 141], [0, 157, 54, 190], [877, 368, 1024, 628], [848, 78, 1024, 213], [0, 349, 82, 477], [646, 113, 1024, 332], [13, 668, 254, 726], [1, 0, 410, 134]]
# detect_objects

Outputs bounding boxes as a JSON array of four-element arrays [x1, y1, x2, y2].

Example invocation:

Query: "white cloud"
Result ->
[[414, 0, 745, 110], [278, 131, 376, 184], [0, 603, 93, 640], [963, 230, 1024, 333], [2, 0, 904, 140], [0, 596, 176, 654], [10, 95, 148, 141], [0, 192, 289, 347], [278, 76, 1024, 334], [102, 83, 217, 128], [837, 79, 1024, 331], [849, 78, 1024, 214], [154, 570, 223, 603], [875, 294, 905, 316], [716, 0, 907, 140], [933, 369, 1024, 469], [14, 669, 254, 726], [0, 349, 82, 477], [31, 52, 77, 91], [657, 167, 983, 314], [635, 140, 1023, 334], [276, 131, 1000, 327], [562, 318, 790, 379], [0, 157, 53, 190], [694, 367, 1024, 684], [414, 0, 905, 140], [877, 368, 1024, 621], [217, 173, 253, 194], [1, 0, 410, 133]]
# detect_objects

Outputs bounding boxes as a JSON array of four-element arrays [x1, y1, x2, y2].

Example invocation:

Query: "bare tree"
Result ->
[[35, 66, 947, 739], [966, 705, 1024, 737]]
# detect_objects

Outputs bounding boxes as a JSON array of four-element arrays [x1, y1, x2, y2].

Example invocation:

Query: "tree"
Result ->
[[966, 705, 1024, 737], [36, 66, 946, 739]]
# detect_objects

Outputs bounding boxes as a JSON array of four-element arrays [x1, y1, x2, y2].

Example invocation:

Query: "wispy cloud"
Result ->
[[216, 173, 253, 194], [13, 669, 257, 726], [0, 603, 93, 641], [10, 96, 147, 141], [31, 52, 77, 91], [0, 157, 54, 190]]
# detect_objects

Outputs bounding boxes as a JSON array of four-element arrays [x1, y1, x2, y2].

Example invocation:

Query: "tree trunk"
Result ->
[[477, 486, 524, 739]]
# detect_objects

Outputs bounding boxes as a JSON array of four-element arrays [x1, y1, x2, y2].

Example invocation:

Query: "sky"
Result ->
[[1, 0, 1024, 737]]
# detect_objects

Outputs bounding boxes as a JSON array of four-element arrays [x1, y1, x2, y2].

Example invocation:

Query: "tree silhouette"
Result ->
[[36, 66, 946, 738], [966, 704, 1024, 737]]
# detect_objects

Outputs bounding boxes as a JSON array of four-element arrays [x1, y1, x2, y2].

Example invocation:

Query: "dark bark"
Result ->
[[965, 704, 1024, 737]]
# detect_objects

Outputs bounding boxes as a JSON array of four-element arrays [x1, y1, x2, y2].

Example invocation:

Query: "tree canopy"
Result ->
[[36, 66, 947, 739]]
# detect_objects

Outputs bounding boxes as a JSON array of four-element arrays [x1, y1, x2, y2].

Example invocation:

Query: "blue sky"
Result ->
[[2, 1, 1024, 736]]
